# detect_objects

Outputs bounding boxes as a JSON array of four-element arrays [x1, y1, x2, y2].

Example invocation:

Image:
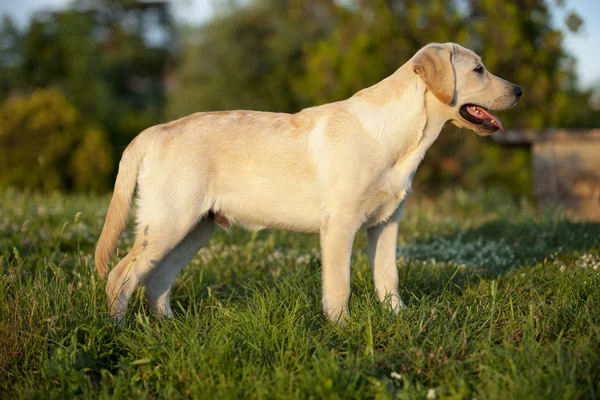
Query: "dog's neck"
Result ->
[[346, 64, 452, 198], [348, 64, 451, 164]]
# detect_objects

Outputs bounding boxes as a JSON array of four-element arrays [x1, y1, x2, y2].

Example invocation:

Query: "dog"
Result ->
[[95, 42, 522, 323]]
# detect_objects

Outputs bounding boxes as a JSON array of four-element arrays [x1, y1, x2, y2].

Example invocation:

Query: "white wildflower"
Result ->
[[426, 388, 436, 399], [390, 372, 402, 380], [296, 254, 311, 266]]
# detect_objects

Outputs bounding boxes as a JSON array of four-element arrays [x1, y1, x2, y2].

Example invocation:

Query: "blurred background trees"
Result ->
[[0, 88, 112, 191], [0, 0, 598, 195]]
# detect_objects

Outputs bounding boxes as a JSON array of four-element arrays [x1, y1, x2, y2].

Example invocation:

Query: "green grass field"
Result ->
[[1, 188, 599, 399]]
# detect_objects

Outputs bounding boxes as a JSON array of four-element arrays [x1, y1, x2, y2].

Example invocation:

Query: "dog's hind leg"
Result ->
[[106, 209, 204, 323], [105, 249, 142, 323], [142, 219, 216, 318]]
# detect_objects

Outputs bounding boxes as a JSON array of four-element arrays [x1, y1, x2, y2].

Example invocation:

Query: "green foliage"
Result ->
[[0, 1, 177, 192], [71, 126, 115, 192], [1, 188, 599, 397], [0, 16, 23, 100], [20, 1, 176, 145], [0, 89, 113, 192], [295, 0, 467, 105], [167, 0, 338, 117], [20, 9, 112, 129]]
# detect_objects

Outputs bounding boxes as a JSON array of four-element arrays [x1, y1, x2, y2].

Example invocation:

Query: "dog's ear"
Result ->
[[412, 44, 456, 105]]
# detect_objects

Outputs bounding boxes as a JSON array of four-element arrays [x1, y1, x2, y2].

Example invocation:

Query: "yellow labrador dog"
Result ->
[[96, 42, 522, 322]]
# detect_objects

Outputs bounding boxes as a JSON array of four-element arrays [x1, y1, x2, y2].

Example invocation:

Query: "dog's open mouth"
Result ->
[[459, 104, 504, 132]]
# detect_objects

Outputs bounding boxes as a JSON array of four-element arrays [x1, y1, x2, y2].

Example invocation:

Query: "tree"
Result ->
[[3, 0, 178, 149], [167, 0, 338, 118], [0, 89, 113, 192], [0, 16, 23, 100]]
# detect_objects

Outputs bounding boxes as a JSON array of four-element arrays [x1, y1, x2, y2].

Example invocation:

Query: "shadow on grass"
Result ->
[[397, 217, 600, 300], [401, 218, 600, 270]]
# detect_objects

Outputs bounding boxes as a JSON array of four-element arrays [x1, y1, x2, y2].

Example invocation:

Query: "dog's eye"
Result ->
[[474, 65, 484, 74]]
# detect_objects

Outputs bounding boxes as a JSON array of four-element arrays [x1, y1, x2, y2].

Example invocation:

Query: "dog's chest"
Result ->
[[362, 192, 407, 228], [362, 169, 413, 228], [361, 140, 433, 228]]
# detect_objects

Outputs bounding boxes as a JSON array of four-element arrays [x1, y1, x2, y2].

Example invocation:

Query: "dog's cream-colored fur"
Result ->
[[96, 43, 521, 322]]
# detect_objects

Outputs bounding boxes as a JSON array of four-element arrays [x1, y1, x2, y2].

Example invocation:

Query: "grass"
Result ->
[[1, 187, 599, 399]]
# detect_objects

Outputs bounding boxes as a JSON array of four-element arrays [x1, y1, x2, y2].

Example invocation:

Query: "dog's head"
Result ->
[[412, 42, 522, 136]]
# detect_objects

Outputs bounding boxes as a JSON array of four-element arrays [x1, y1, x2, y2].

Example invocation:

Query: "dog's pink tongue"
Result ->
[[467, 105, 504, 132]]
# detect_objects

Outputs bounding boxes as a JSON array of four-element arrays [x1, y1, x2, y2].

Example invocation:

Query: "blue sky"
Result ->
[[1, 0, 599, 88]]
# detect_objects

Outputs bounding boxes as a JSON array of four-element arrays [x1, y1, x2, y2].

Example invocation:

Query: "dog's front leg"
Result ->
[[320, 216, 358, 322], [367, 204, 406, 314]]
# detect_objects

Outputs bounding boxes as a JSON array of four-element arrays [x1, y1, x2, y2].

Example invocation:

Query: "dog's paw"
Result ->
[[324, 307, 349, 325], [382, 294, 405, 315]]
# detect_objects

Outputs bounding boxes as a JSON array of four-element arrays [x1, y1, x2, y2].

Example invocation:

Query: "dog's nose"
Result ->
[[513, 85, 523, 98]]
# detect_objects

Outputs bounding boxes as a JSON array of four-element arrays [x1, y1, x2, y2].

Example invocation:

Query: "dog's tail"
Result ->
[[95, 134, 148, 279]]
